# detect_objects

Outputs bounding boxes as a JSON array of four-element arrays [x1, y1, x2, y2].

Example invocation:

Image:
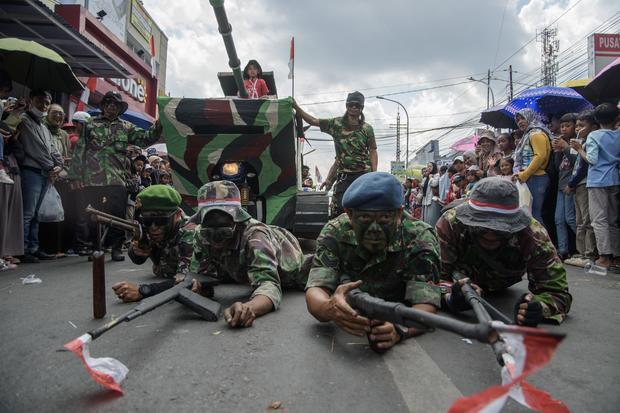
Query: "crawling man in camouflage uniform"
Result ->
[[435, 177, 572, 326], [68, 91, 162, 261], [189, 180, 310, 328], [111, 185, 196, 302], [294, 92, 377, 217], [306, 172, 442, 351]]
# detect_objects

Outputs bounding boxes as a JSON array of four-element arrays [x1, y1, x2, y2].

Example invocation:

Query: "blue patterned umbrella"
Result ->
[[504, 86, 594, 121]]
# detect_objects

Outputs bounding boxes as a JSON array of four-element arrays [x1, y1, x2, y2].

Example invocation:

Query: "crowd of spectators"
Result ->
[[404, 103, 620, 272], [0, 74, 170, 271]]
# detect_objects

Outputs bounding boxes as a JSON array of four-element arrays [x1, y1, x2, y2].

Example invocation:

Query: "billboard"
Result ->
[[131, 0, 153, 42], [588, 33, 620, 78], [87, 0, 128, 43], [390, 161, 406, 174]]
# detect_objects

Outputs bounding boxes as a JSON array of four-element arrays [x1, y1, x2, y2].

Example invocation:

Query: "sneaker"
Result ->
[[33, 250, 57, 260], [0, 169, 14, 184], [77, 247, 93, 256], [19, 254, 40, 264], [111, 248, 125, 262], [564, 256, 589, 267]]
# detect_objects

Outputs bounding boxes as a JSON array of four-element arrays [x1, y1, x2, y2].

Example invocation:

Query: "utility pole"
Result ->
[[486, 69, 491, 109], [509, 65, 514, 101], [395, 109, 401, 161], [537, 27, 559, 86]]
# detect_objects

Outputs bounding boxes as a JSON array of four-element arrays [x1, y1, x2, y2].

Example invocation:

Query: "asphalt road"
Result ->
[[1, 255, 618, 412]]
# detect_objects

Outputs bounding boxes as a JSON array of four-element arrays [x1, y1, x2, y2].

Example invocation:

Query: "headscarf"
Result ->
[[514, 108, 551, 171]]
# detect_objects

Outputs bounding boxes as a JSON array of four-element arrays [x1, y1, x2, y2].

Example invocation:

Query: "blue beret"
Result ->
[[342, 172, 404, 210]]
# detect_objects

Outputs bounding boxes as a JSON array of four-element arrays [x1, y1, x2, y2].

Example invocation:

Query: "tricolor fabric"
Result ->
[[64, 334, 129, 394], [288, 37, 294, 80], [447, 322, 569, 413], [150, 34, 157, 78], [76, 77, 97, 112], [315, 166, 322, 184]]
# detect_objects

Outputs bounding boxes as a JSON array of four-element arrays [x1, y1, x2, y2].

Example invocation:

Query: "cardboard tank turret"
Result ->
[[157, 0, 329, 239]]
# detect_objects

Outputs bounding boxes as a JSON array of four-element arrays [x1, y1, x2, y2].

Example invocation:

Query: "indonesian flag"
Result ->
[[288, 36, 294, 80], [150, 34, 157, 78], [64, 334, 129, 394], [315, 166, 322, 183], [447, 322, 569, 413], [76, 77, 97, 112]]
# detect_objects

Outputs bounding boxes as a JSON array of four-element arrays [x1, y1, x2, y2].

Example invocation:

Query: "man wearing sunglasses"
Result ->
[[305, 172, 441, 351], [293, 91, 377, 217], [435, 177, 572, 327], [112, 185, 196, 302], [68, 91, 163, 261], [188, 180, 310, 328]]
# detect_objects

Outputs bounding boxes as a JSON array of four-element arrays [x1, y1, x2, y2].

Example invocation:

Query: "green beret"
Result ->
[[137, 185, 182, 212]]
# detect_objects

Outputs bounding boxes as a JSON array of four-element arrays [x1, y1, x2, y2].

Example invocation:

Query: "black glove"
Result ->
[[442, 281, 471, 313], [513, 293, 543, 327]]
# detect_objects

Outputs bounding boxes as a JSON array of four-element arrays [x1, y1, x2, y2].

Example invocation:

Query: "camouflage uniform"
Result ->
[[319, 117, 376, 174], [190, 218, 308, 309], [306, 213, 442, 307], [435, 208, 572, 323], [128, 216, 197, 278]]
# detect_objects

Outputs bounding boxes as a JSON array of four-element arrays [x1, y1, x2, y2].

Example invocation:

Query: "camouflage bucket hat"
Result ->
[[454, 177, 531, 233], [197, 180, 252, 223], [100, 91, 129, 115]]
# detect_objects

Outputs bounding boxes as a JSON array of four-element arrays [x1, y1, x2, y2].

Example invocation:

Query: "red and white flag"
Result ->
[[287, 36, 294, 80], [447, 322, 569, 413], [150, 34, 157, 78], [315, 166, 323, 183], [64, 334, 129, 394], [76, 77, 97, 112]]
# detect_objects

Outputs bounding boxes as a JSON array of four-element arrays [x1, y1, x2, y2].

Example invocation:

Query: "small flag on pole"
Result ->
[[315, 166, 323, 184], [76, 77, 96, 112], [150, 34, 157, 78], [288, 37, 294, 80], [447, 323, 569, 413], [64, 334, 129, 394]]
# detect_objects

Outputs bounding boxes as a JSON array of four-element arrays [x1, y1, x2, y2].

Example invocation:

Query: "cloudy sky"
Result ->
[[143, 0, 618, 178]]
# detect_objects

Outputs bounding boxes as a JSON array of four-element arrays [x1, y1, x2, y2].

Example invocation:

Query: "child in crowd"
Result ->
[[551, 113, 578, 260], [141, 164, 153, 188], [465, 165, 481, 195], [564, 110, 599, 267], [159, 170, 173, 186], [242, 60, 270, 99], [498, 157, 514, 180], [571, 103, 620, 270]]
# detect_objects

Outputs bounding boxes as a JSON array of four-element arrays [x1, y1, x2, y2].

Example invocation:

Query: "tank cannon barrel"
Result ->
[[209, 0, 248, 98]]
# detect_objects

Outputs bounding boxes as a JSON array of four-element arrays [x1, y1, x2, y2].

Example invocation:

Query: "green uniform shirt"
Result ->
[[435, 208, 572, 323], [68, 115, 160, 187], [190, 218, 307, 309], [319, 117, 376, 174], [128, 216, 197, 278], [307, 213, 442, 307]]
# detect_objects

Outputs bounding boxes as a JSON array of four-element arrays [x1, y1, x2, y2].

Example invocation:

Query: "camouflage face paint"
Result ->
[[351, 210, 399, 254]]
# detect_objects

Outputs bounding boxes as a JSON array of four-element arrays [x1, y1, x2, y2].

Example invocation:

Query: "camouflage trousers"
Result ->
[[331, 171, 368, 218]]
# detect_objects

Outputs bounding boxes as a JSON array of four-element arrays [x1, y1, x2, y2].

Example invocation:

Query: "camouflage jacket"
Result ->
[[128, 216, 196, 278], [307, 213, 442, 307], [190, 218, 306, 309], [68, 116, 161, 187], [319, 117, 377, 174], [435, 208, 572, 323]]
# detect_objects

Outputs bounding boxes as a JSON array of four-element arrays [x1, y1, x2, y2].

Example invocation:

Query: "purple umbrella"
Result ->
[[581, 57, 620, 103], [505, 86, 594, 119]]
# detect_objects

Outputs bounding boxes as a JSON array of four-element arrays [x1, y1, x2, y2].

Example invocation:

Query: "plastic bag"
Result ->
[[516, 181, 532, 213], [37, 184, 64, 222]]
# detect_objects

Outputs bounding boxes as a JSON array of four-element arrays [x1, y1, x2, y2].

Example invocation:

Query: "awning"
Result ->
[[0, 0, 130, 78]]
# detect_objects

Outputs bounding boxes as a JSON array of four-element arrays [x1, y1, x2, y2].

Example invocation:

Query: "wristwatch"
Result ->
[[138, 284, 152, 298], [394, 324, 410, 341]]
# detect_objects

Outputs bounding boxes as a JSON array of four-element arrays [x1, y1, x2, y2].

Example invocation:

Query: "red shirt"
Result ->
[[243, 78, 269, 98]]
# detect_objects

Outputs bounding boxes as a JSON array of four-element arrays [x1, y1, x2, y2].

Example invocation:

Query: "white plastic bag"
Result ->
[[37, 184, 64, 222], [516, 181, 532, 213]]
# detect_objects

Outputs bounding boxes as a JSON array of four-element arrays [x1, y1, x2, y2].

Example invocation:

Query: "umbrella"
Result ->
[[0, 38, 83, 93], [146, 143, 167, 157], [504, 86, 593, 120], [581, 57, 620, 103], [450, 134, 479, 153], [480, 104, 517, 129]]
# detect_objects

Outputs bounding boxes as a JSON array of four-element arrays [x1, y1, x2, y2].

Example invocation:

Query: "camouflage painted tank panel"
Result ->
[[158, 97, 296, 227]]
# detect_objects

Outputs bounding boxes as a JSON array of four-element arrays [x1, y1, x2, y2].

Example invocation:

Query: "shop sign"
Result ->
[[108, 78, 146, 103], [588, 33, 620, 77], [131, 0, 152, 41]]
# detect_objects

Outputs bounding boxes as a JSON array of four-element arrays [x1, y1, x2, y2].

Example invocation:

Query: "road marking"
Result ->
[[384, 339, 463, 413]]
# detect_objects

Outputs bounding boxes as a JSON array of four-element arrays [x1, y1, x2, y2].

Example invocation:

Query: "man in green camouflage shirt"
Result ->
[[68, 91, 162, 261], [112, 185, 197, 302], [294, 92, 378, 217], [189, 180, 310, 328], [435, 177, 572, 325], [306, 172, 441, 351]]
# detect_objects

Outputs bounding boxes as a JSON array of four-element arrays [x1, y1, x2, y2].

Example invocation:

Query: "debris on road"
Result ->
[[20, 274, 42, 285]]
